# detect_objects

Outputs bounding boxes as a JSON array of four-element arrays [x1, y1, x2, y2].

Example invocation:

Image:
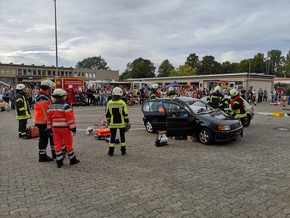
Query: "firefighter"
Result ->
[[229, 88, 247, 125], [47, 88, 79, 168], [34, 79, 55, 162], [167, 87, 178, 98], [150, 84, 159, 99], [15, 84, 31, 139], [106, 87, 130, 156], [207, 86, 228, 111]]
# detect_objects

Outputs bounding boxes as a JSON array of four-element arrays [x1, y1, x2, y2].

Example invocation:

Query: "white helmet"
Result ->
[[52, 88, 66, 98], [230, 88, 239, 97], [152, 84, 159, 89], [112, 87, 123, 96], [168, 87, 175, 92], [41, 79, 54, 88], [213, 86, 221, 93], [16, 84, 26, 90]]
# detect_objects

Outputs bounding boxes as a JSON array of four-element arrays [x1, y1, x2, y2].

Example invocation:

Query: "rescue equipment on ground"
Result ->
[[155, 131, 168, 147], [27, 125, 39, 138]]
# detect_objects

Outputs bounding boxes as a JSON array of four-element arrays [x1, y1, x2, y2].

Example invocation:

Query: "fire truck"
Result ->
[[54, 77, 85, 105]]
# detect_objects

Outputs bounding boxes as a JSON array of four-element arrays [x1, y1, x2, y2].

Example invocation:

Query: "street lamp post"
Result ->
[[54, 0, 58, 76]]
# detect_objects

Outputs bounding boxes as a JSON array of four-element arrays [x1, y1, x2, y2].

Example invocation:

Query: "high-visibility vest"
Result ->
[[106, 99, 129, 128], [15, 92, 31, 120], [34, 90, 52, 125]]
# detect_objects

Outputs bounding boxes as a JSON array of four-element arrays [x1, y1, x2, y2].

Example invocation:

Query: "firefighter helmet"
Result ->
[[52, 88, 66, 98], [168, 87, 175, 92], [230, 88, 239, 97], [16, 84, 26, 90], [213, 86, 221, 93], [112, 87, 123, 96], [41, 80, 54, 88]]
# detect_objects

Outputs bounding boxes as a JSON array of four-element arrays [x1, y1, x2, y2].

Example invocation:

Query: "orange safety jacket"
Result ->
[[34, 90, 52, 125], [47, 101, 76, 130]]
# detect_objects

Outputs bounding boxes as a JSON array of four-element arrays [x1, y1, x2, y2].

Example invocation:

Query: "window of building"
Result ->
[[93, 74, 96, 78], [27, 70, 31, 76], [23, 70, 27, 75], [48, 70, 51, 76], [17, 69, 22, 75], [33, 70, 37, 76], [85, 73, 88, 78]]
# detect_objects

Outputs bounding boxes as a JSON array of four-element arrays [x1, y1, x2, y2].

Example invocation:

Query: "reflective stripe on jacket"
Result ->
[[15, 92, 31, 120], [106, 99, 129, 128], [47, 101, 76, 130], [34, 90, 52, 124]]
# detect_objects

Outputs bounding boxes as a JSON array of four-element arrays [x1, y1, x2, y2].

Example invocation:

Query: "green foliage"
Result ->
[[123, 58, 156, 79], [170, 64, 196, 76], [198, 55, 221, 75], [76, 56, 110, 70], [157, 59, 174, 77]]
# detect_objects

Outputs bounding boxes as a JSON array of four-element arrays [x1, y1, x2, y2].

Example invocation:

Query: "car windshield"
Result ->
[[187, 100, 214, 114]]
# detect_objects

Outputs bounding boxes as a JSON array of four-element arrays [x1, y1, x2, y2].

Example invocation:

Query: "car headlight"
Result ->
[[218, 125, 231, 131]]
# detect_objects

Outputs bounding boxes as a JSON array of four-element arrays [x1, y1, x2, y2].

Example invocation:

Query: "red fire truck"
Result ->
[[54, 77, 85, 105]]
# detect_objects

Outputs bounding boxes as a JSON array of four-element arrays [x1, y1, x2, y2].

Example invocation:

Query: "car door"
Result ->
[[164, 102, 195, 137]]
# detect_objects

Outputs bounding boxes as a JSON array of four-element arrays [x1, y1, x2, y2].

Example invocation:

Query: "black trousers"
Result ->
[[36, 124, 54, 154], [110, 128, 126, 145], [18, 119, 28, 136]]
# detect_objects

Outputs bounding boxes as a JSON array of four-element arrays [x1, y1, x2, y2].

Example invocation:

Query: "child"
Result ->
[[47, 88, 79, 168]]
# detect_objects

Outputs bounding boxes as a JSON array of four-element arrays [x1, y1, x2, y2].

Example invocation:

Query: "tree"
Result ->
[[237, 59, 251, 73], [198, 55, 221, 75], [220, 61, 238, 73], [76, 56, 110, 70], [251, 53, 265, 73], [281, 50, 290, 77], [157, 59, 174, 77], [170, 64, 196, 76], [124, 58, 156, 78], [185, 53, 200, 68], [267, 50, 283, 75]]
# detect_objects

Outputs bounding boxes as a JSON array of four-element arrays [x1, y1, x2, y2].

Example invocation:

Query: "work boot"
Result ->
[[56, 159, 64, 168], [121, 147, 126, 156], [108, 147, 114, 156], [21, 135, 30, 140], [51, 150, 56, 159], [70, 156, 80, 165], [39, 154, 54, 162]]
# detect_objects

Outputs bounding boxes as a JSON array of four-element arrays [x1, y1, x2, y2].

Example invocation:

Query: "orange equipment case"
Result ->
[[27, 125, 40, 138], [95, 128, 110, 140]]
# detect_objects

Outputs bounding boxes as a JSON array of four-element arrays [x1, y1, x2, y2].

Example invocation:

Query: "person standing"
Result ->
[[207, 86, 228, 111], [15, 84, 31, 139], [150, 84, 159, 99], [167, 87, 178, 98], [47, 89, 79, 168], [106, 87, 129, 156], [8, 86, 16, 110], [34, 80, 55, 162], [229, 88, 247, 125]]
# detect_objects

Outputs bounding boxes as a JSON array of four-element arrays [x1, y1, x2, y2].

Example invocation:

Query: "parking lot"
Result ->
[[1, 101, 290, 217]]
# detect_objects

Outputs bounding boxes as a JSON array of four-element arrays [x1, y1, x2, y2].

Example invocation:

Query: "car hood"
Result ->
[[196, 110, 240, 125]]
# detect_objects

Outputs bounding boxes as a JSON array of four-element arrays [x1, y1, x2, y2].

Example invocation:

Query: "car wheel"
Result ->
[[198, 128, 213, 145], [145, 121, 155, 133], [242, 115, 251, 127]]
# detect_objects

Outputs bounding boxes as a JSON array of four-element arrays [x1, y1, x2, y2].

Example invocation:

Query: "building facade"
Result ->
[[0, 63, 119, 86], [126, 73, 275, 92]]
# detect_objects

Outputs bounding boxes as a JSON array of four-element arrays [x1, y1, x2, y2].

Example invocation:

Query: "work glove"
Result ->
[[45, 128, 53, 137], [125, 123, 131, 132], [71, 128, 77, 136]]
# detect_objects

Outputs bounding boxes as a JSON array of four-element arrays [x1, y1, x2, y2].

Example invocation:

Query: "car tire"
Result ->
[[198, 128, 213, 145], [242, 115, 251, 127], [145, 121, 156, 133]]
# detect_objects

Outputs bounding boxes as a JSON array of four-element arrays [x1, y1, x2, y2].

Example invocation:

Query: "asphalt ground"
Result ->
[[1, 101, 290, 218]]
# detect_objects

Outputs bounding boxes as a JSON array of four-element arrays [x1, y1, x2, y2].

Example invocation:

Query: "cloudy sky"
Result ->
[[0, 0, 290, 73]]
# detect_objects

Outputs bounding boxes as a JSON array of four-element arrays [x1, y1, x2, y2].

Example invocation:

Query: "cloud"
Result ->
[[0, 0, 290, 73]]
